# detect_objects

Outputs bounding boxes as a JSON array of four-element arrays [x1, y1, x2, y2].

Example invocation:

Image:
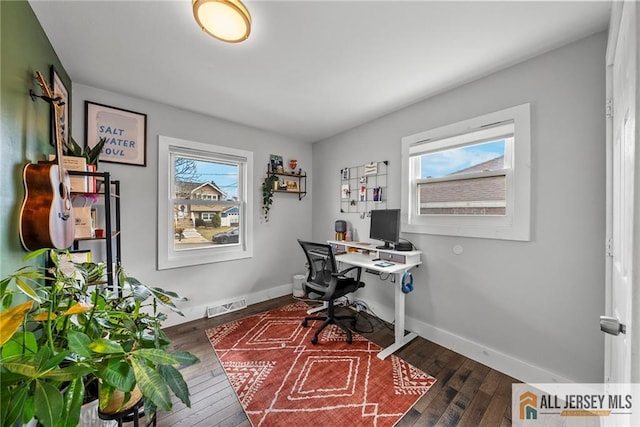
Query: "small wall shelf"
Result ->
[[267, 170, 307, 200]]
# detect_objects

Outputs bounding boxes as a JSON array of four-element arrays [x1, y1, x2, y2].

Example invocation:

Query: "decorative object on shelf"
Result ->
[[288, 159, 298, 172], [262, 174, 279, 221], [50, 65, 70, 148], [56, 249, 93, 280], [269, 154, 283, 173], [20, 71, 75, 251], [285, 180, 298, 191], [192, 0, 251, 43], [85, 101, 147, 167], [0, 248, 199, 427]]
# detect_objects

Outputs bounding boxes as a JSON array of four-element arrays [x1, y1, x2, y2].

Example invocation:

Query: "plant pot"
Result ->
[[99, 383, 143, 415]]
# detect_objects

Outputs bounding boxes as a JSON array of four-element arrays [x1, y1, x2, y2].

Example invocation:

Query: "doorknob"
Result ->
[[600, 316, 627, 335]]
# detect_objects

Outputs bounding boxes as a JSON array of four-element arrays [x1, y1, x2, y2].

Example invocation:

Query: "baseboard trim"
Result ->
[[360, 299, 572, 384], [164, 283, 293, 327], [167, 285, 572, 383], [409, 317, 572, 384]]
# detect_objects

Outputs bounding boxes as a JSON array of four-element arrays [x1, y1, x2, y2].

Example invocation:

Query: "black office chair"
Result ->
[[297, 239, 365, 344]]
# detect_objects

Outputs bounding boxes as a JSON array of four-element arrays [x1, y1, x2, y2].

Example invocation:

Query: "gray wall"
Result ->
[[312, 32, 606, 383], [71, 84, 312, 325]]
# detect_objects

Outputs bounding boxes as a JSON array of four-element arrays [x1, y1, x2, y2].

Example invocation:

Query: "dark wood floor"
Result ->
[[157, 295, 518, 426]]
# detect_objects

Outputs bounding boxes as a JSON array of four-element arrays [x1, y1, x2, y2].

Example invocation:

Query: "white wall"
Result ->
[[71, 84, 312, 326], [312, 32, 607, 383]]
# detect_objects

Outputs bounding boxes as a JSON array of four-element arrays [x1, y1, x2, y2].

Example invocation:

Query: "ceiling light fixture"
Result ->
[[192, 0, 251, 43]]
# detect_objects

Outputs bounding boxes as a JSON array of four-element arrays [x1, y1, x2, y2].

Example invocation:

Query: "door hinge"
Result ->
[[606, 238, 613, 257], [606, 98, 613, 118]]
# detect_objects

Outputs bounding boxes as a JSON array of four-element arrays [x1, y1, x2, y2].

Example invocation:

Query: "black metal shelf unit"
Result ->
[[69, 170, 121, 292]]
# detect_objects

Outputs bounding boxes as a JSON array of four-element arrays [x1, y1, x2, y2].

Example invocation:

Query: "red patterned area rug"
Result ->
[[206, 302, 437, 426]]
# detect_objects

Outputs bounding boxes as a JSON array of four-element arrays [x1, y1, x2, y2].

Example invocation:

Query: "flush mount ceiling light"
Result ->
[[193, 0, 251, 43]]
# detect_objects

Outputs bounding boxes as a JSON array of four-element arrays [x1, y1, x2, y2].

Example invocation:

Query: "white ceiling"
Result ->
[[29, 0, 611, 143]]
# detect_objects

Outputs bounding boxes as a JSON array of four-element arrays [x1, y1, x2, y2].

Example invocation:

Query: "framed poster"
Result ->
[[85, 101, 147, 166], [269, 154, 283, 173], [50, 66, 70, 148], [285, 180, 298, 191]]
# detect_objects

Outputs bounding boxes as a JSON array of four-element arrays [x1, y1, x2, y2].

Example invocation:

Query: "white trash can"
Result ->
[[293, 274, 306, 297]]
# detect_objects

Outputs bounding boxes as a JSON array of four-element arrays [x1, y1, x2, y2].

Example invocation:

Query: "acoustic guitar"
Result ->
[[19, 71, 75, 250]]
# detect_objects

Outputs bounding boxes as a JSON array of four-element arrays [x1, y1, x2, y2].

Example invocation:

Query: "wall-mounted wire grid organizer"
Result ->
[[339, 160, 388, 216]]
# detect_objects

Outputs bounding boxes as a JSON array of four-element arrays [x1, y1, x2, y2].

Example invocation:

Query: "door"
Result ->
[[603, 0, 638, 391]]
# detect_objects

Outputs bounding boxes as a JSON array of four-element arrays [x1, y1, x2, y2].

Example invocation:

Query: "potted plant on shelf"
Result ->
[[64, 136, 107, 167], [0, 248, 199, 427]]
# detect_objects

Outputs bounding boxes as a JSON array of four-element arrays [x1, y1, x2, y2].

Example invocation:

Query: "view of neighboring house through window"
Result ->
[[174, 159, 239, 249], [158, 135, 253, 269], [418, 139, 508, 215], [401, 103, 531, 241]]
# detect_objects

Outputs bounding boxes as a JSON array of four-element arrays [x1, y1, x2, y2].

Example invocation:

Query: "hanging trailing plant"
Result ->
[[262, 175, 279, 221]]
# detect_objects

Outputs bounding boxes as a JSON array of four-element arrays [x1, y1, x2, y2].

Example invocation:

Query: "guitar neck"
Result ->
[[35, 71, 66, 183], [52, 102, 65, 183]]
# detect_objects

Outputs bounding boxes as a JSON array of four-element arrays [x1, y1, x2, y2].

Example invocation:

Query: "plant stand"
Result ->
[[98, 398, 156, 427]]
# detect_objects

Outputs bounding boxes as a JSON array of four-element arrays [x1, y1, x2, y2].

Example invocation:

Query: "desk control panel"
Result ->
[[379, 251, 420, 265]]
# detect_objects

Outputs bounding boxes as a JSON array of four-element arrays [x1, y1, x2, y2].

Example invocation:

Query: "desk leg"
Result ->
[[377, 272, 418, 360]]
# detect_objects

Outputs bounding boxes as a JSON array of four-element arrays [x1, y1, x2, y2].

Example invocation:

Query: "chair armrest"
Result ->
[[334, 265, 362, 283]]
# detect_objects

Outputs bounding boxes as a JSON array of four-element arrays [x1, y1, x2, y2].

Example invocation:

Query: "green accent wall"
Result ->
[[1, 1, 71, 276]]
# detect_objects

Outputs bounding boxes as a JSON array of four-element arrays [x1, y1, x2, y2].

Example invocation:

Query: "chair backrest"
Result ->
[[297, 239, 339, 297]]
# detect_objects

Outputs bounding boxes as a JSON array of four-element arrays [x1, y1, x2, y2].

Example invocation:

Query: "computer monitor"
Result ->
[[369, 209, 400, 250]]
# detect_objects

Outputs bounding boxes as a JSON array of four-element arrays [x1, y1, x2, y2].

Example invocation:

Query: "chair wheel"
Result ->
[[302, 319, 308, 327], [346, 336, 352, 344], [311, 336, 318, 345]]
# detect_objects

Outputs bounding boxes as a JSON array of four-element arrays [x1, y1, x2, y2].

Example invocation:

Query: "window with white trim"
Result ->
[[158, 135, 253, 269], [401, 104, 531, 241]]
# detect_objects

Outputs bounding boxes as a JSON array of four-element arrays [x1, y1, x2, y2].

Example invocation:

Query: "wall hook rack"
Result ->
[[29, 88, 64, 106]]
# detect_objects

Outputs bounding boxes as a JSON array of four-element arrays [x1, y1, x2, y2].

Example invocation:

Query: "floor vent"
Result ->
[[206, 298, 247, 318]]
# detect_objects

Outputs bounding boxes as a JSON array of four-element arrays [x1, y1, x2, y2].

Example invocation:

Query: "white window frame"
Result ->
[[401, 103, 531, 241], [158, 135, 253, 269]]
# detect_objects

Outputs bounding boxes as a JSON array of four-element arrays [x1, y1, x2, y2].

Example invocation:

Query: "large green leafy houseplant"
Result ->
[[0, 249, 198, 427]]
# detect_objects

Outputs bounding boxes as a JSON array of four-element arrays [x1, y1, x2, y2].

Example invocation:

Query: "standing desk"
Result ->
[[327, 240, 422, 360]]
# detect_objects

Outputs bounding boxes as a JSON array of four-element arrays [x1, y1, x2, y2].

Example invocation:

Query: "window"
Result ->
[[401, 103, 531, 241], [158, 135, 253, 269]]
